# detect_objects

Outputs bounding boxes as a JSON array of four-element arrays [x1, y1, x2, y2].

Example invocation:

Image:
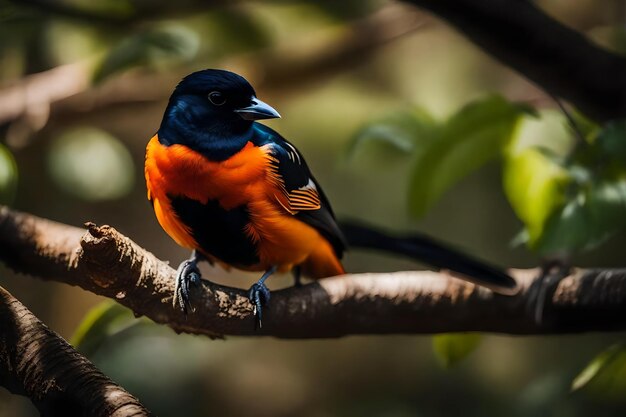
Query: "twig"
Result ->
[[554, 98, 587, 149]]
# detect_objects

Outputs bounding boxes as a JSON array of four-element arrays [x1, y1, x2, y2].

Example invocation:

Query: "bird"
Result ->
[[145, 69, 346, 326], [145, 69, 517, 327]]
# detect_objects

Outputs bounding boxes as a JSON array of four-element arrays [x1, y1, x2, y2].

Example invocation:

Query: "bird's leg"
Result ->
[[292, 266, 302, 288], [174, 250, 204, 315], [248, 266, 277, 329]]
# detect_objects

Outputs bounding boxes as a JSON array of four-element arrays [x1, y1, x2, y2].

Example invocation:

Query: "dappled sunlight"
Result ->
[[0, 0, 625, 415]]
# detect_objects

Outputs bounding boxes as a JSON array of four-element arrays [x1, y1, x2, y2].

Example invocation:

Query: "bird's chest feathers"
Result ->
[[146, 136, 275, 208]]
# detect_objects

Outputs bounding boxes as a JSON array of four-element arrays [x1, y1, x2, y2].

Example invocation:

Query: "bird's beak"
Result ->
[[235, 97, 281, 120]]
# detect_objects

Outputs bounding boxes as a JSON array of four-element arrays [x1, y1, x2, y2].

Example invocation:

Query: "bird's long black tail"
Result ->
[[339, 221, 517, 294]]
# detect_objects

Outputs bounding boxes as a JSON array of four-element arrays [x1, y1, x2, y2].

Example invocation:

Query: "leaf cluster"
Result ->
[[350, 97, 626, 255]]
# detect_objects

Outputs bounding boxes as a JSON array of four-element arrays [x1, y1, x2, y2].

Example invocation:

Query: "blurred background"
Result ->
[[0, 0, 625, 416]]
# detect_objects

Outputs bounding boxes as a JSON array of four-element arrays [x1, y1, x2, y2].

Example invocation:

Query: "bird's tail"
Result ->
[[339, 221, 517, 295]]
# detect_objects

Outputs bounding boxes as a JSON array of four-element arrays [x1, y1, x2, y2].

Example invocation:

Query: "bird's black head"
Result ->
[[158, 69, 280, 157]]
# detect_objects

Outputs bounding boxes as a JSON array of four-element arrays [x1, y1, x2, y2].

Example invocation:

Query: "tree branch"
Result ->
[[401, 0, 626, 122], [0, 62, 90, 126], [0, 4, 426, 133], [1, 205, 626, 338], [3, 0, 622, 139], [0, 284, 152, 416]]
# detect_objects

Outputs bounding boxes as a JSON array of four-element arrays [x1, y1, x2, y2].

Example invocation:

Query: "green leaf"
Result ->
[[572, 344, 626, 401], [507, 149, 626, 253], [507, 110, 573, 157], [347, 107, 436, 159], [432, 333, 482, 368], [595, 120, 626, 163], [503, 148, 571, 246], [585, 180, 626, 246], [47, 127, 135, 201], [349, 124, 416, 156], [504, 115, 626, 253], [535, 194, 590, 253], [537, 180, 626, 253], [71, 300, 141, 357], [409, 96, 531, 217], [94, 25, 199, 82], [0, 143, 18, 204]]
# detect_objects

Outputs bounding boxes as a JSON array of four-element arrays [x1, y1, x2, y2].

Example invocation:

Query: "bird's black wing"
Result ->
[[253, 124, 346, 258]]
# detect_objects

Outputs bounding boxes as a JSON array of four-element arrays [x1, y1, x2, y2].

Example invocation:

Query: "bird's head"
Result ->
[[160, 69, 280, 139]]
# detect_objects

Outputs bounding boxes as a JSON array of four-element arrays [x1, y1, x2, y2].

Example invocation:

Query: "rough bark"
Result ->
[[2, 206, 626, 338], [0, 285, 152, 417]]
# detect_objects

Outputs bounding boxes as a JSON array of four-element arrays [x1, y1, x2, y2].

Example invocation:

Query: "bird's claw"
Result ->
[[248, 282, 271, 329], [527, 258, 570, 325], [174, 259, 202, 315]]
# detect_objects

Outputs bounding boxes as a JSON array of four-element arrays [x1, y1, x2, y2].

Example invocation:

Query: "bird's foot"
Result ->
[[174, 257, 202, 315], [248, 281, 271, 329], [248, 266, 277, 329], [527, 257, 571, 325]]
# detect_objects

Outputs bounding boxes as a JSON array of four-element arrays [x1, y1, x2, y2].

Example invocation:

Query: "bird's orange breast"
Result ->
[[145, 135, 344, 277], [146, 135, 268, 207]]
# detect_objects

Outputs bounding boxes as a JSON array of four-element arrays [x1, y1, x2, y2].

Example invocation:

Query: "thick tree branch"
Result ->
[[401, 0, 626, 122], [1, 206, 626, 338], [0, 285, 151, 416]]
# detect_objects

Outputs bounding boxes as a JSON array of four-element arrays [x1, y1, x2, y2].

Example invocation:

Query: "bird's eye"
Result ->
[[208, 91, 226, 106]]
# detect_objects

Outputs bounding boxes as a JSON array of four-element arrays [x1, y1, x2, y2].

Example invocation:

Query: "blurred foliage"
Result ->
[[353, 98, 626, 378], [0, 143, 18, 204], [71, 300, 146, 357], [513, 119, 626, 253], [1, 0, 626, 416], [573, 344, 626, 402], [47, 127, 135, 201], [59, 0, 135, 18], [406, 96, 531, 217], [348, 107, 435, 157], [432, 333, 482, 368], [353, 97, 626, 256], [504, 146, 570, 248], [94, 25, 200, 82], [203, 8, 272, 54], [352, 96, 532, 217]]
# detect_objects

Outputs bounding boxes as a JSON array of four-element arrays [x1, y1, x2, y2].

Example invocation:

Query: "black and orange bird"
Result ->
[[145, 69, 516, 326]]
